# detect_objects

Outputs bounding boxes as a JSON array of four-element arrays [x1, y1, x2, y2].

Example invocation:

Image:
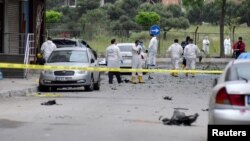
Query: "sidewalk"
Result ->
[[0, 74, 38, 98], [0, 57, 233, 98]]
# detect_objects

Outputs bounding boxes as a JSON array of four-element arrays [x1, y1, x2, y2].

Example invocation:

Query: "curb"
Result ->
[[0, 86, 38, 98]]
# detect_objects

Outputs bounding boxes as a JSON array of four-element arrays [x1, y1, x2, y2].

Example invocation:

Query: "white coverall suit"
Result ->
[[41, 40, 57, 62], [184, 43, 200, 76], [132, 44, 143, 77], [224, 38, 231, 55], [167, 43, 183, 70], [148, 36, 158, 67], [106, 44, 122, 68], [202, 38, 210, 55], [106, 44, 123, 84]]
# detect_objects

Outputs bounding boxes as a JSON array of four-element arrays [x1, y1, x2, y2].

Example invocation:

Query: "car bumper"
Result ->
[[209, 109, 250, 125], [39, 73, 91, 87]]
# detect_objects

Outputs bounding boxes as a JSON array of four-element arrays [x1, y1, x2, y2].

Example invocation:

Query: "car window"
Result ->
[[47, 50, 88, 63], [226, 63, 250, 81], [118, 45, 133, 52], [52, 39, 77, 48]]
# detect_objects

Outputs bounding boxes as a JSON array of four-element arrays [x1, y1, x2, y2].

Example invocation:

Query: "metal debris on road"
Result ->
[[41, 100, 57, 106], [202, 108, 209, 111], [163, 96, 173, 100]]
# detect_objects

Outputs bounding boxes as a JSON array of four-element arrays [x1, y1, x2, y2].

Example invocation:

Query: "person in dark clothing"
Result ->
[[181, 36, 190, 68], [233, 37, 246, 59]]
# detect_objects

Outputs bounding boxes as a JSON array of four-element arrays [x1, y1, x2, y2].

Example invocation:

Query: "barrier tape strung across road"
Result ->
[[0, 63, 223, 74]]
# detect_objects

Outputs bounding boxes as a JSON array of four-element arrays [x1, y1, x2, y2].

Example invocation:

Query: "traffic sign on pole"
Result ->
[[150, 25, 160, 36]]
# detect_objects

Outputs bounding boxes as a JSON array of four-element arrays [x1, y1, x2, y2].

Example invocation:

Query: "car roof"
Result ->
[[54, 47, 87, 51]]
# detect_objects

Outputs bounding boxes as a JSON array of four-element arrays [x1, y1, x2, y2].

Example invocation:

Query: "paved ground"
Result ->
[[0, 73, 216, 141]]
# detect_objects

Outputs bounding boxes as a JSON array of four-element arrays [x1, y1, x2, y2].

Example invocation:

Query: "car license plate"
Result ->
[[248, 96, 250, 105], [56, 77, 72, 81]]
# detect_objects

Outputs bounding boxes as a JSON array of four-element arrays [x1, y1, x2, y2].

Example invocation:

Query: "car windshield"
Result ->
[[118, 45, 132, 52], [47, 50, 88, 63]]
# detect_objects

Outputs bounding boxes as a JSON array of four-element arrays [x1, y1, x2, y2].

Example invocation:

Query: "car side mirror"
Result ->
[[213, 78, 218, 87], [91, 58, 95, 63]]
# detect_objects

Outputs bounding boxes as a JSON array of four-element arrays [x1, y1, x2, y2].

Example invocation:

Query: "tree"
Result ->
[[238, 0, 250, 26], [103, 3, 125, 20], [80, 8, 110, 39], [113, 15, 139, 37], [135, 12, 160, 30], [46, 0, 63, 10], [139, 3, 189, 39], [46, 10, 62, 28], [77, 0, 100, 15], [219, 0, 226, 57]]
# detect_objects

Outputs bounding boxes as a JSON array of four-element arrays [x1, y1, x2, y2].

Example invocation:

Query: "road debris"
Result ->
[[161, 110, 199, 126], [41, 100, 57, 106], [163, 96, 173, 100], [202, 108, 209, 111]]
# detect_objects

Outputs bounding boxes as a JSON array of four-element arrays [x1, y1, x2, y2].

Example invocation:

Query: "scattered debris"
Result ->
[[202, 108, 209, 111], [41, 100, 57, 106], [163, 96, 173, 100], [161, 110, 199, 126]]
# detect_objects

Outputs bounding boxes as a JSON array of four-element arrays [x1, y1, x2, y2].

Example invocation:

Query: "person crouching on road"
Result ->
[[183, 39, 200, 77], [167, 39, 183, 77], [131, 40, 145, 84]]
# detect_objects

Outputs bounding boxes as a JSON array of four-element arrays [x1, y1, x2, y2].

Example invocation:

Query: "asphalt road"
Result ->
[[0, 73, 217, 141]]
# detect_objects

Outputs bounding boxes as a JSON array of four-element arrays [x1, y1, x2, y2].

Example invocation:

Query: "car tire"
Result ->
[[38, 84, 49, 92], [94, 74, 101, 90], [85, 76, 94, 92]]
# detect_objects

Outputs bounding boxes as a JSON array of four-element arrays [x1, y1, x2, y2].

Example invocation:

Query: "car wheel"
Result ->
[[85, 76, 94, 91], [38, 84, 49, 92], [94, 74, 101, 90]]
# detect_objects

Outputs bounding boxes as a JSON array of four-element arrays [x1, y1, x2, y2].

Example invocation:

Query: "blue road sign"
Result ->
[[150, 25, 160, 36]]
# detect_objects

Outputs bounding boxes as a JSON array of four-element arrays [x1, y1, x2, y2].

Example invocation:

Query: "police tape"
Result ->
[[0, 63, 223, 74]]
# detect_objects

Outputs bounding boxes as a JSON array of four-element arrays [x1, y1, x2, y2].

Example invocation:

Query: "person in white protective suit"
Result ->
[[224, 35, 232, 56], [202, 36, 210, 56], [40, 37, 57, 62], [148, 34, 158, 67], [183, 39, 200, 77], [167, 39, 183, 77], [106, 38, 123, 84], [131, 40, 145, 84]]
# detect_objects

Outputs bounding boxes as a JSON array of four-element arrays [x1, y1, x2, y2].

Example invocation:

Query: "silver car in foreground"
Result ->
[[209, 59, 250, 125], [39, 47, 100, 92]]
